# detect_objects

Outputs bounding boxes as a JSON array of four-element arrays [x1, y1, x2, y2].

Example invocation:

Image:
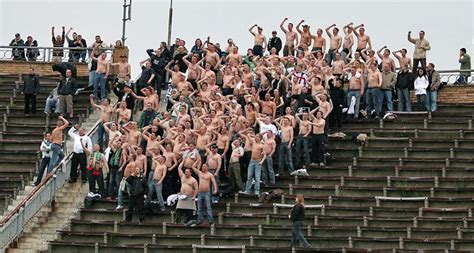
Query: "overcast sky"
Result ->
[[1, 0, 473, 76]]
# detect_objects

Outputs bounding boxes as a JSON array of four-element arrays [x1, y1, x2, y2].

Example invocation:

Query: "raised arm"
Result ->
[[280, 17, 289, 34], [58, 116, 69, 130], [89, 94, 101, 110], [353, 24, 363, 37], [249, 24, 257, 36], [325, 24, 335, 38], [407, 31, 415, 44], [343, 22, 353, 35], [296, 20, 304, 34], [377, 46, 386, 60]]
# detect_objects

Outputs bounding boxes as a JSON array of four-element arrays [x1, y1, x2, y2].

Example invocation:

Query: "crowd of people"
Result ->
[[27, 20, 472, 241]]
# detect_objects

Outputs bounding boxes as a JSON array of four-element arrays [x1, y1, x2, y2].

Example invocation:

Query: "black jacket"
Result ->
[[268, 37, 282, 54], [146, 49, 168, 75], [58, 77, 77, 95], [396, 70, 414, 90], [23, 74, 40, 95], [52, 62, 77, 78], [126, 175, 148, 197], [290, 203, 305, 222]]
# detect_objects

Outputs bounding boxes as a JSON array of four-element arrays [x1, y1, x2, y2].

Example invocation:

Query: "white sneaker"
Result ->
[[116, 205, 124, 210]]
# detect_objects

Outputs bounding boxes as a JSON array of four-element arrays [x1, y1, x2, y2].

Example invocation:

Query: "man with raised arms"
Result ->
[[280, 18, 299, 56]]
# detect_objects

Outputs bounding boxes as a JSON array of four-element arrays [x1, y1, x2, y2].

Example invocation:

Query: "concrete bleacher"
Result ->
[[0, 73, 91, 215], [31, 104, 474, 252]]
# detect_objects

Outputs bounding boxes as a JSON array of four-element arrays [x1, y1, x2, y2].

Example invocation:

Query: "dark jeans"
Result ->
[[24, 94, 37, 114], [295, 136, 310, 168], [34, 157, 51, 186], [290, 221, 310, 248], [416, 94, 427, 111], [228, 162, 244, 191], [311, 134, 325, 164], [97, 122, 107, 151], [278, 142, 294, 173], [49, 143, 64, 170], [70, 152, 87, 182], [176, 209, 194, 223], [413, 58, 427, 72], [126, 195, 145, 222], [87, 169, 105, 195], [108, 165, 120, 197]]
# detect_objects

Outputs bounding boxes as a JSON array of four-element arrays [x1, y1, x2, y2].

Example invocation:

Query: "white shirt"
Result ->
[[40, 140, 52, 158], [68, 127, 92, 154], [258, 121, 279, 135], [414, 76, 429, 95]]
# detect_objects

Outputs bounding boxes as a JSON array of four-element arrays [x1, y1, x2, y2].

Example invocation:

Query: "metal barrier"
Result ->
[[0, 120, 101, 251], [437, 69, 473, 84], [0, 46, 113, 63]]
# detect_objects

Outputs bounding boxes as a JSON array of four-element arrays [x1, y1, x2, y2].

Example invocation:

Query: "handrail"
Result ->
[[0, 119, 101, 249], [0, 45, 115, 63]]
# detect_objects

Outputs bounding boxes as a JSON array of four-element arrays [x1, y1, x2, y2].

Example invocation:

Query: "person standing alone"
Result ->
[[290, 194, 311, 248], [23, 67, 40, 115]]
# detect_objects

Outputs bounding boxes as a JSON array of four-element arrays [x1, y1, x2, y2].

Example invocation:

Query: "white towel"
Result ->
[[348, 96, 356, 115]]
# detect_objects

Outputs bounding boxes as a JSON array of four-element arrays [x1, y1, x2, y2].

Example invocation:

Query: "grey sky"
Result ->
[[1, 0, 473, 76]]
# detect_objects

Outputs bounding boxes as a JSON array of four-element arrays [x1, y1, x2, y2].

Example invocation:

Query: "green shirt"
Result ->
[[459, 54, 471, 74]]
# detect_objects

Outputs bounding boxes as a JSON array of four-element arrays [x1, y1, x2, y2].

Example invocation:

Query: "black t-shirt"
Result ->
[[139, 67, 156, 86]]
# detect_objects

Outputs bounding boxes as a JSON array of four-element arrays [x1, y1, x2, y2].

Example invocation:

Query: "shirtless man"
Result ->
[[366, 62, 383, 119], [295, 112, 312, 169], [345, 66, 365, 119], [176, 161, 198, 223], [123, 122, 141, 148], [249, 24, 267, 57], [242, 133, 266, 196], [228, 139, 245, 192], [310, 111, 326, 166], [103, 122, 122, 147], [90, 95, 113, 149], [296, 20, 312, 48], [146, 155, 166, 211], [275, 117, 294, 174], [131, 87, 159, 111], [110, 55, 131, 84], [182, 143, 201, 170], [332, 52, 346, 77], [262, 131, 276, 184], [91, 52, 109, 100], [183, 52, 203, 89], [280, 18, 299, 56], [377, 46, 396, 72], [135, 147, 147, 175], [188, 163, 217, 225], [49, 116, 69, 169], [325, 24, 342, 66], [115, 101, 131, 125], [311, 28, 326, 53], [226, 46, 243, 66], [392, 48, 412, 70], [353, 24, 372, 53], [116, 152, 136, 210], [206, 143, 222, 203], [192, 127, 211, 159], [259, 93, 276, 119], [203, 42, 220, 68], [165, 61, 184, 87], [314, 93, 332, 120], [342, 22, 355, 61]]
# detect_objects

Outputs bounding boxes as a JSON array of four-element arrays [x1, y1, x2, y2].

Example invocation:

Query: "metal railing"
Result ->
[[0, 46, 114, 63], [437, 69, 473, 84], [0, 120, 101, 251]]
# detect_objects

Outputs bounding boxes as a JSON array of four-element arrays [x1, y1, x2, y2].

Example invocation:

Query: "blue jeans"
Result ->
[[245, 160, 262, 195], [118, 181, 130, 206], [346, 90, 361, 118], [366, 88, 381, 118], [97, 122, 107, 150], [291, 221, 310, 248], [397, 88, 412, 112], [278, 142, 294, 173], [146, 179, 165, 209], [326, 49, 335, 66], [49, 143, 64, 170], [295, 136, 310, 168], [93, 72, 107, 100], [380, 89, 393, 112], [88, 71, 96, 88], [44, 97, 60, 114], [262, 156, 275, 185], [426, 90, 437, 112], [197, 191, 213, 223]]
